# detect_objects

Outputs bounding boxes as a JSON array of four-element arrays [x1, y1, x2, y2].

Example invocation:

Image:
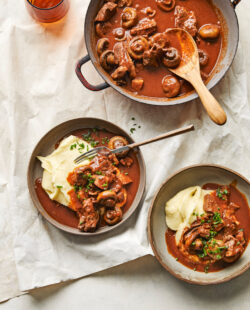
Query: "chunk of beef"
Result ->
[[117, 172, 133, 185], [120, 156, 134, 167], [223, 235, 244, 263], [95, 2, 117, 22], [78, 198, 99, 232], [113, 42, 136, 78], [130, 18, 157, 36], [174, 6, 197, 37], [111, 66, 128, 80], [143, 43, 163, 67], [203, 194, 219, 213]]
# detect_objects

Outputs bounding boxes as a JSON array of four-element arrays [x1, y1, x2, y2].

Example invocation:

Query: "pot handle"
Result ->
[[75, 54, 110, 91], [231, 0, 241, 8]]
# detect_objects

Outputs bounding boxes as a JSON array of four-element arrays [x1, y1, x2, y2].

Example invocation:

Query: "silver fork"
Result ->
[[74, 124, 194, 165]]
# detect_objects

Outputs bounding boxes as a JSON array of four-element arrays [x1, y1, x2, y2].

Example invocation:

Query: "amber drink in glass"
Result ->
[[26, 0, 70, 23]]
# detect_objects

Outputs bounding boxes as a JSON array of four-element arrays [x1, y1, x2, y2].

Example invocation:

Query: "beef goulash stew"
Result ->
[[165, 184, 250, 273], [94, 0, 224, 98], [35, 128, 140, 232]]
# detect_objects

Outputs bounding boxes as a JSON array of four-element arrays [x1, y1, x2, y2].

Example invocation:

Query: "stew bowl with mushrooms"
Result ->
[[76, 0, 242, 106], [148, 164, 250, 284], [27, 118, 146, 236]]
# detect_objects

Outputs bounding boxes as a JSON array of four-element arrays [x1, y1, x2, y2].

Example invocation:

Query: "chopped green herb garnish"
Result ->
[[130, 128, 136, 134], [175, 257, 178, 261], [216, 255, 222, 260], [56, 185, 63, 189], [204, 266, 209, 273], [131, 117, 135, 120], [70, 143, 77, 150], [96, 171, 103, 175], [193, 267, 197, 271]]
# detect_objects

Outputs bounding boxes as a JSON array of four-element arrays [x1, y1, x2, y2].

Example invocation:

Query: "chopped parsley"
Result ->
[[101, 137, 110, 145], [56, 185, 63, 189], [204, 266, 209, 273], [130, 128, 136, 134], [175, 257, 179, 261], [70, 143, 77, 150]]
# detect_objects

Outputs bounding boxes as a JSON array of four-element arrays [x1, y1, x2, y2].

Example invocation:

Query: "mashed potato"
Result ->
[[165, 186, 212, 244], [37, 135, 92, 207]]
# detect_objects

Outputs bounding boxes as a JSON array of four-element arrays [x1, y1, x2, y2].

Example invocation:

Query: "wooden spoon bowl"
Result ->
[[165, 28, 227, 126]]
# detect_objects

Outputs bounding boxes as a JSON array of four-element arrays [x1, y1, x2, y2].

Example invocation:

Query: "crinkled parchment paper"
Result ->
[[0, 0, 250, 303]]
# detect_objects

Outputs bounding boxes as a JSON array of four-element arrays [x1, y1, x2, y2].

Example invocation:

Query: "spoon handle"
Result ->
[[191, 73, 227, 125], [128, 124, 194, 149]]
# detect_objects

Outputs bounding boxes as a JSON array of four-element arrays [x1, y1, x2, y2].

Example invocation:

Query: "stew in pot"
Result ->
[[94, 0, 224, 98]]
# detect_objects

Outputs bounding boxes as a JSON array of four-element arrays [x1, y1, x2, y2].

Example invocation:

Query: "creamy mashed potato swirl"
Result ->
[[37, 135, 92, 207], [165, 186, 212, 244]]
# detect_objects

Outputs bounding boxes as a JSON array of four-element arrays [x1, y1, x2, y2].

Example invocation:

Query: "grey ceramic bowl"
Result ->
[[148, 164, 250, 285], [27, 118, 146, 236]]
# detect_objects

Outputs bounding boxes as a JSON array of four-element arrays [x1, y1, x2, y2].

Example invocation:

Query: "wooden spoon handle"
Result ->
[[129, 124, 194, 149], [191, 74, 227, 125]]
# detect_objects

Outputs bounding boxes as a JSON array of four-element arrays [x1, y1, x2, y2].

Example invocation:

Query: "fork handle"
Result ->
[[128, 124, 195, 149]]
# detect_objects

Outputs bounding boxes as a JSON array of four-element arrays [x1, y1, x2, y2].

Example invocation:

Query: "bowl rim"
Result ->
[[84, 0, 239, 106], [147, 163, 250, 285], [27, 117, 146, 236]]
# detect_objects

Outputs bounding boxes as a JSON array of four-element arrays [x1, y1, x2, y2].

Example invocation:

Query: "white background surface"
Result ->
[[1, 0, 250, 309]]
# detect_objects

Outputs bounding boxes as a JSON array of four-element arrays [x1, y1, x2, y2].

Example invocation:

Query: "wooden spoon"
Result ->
[[166, 28, 227, 126]]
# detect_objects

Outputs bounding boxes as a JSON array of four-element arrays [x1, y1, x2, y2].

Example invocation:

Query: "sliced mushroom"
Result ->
[[100, 50, 117, 71], [149, 32, 169, 49], [113, 27, 126, 41], [199, 24, 220, 40], [163, 47, 181, 68], [108, 136, 129, 157], [156, 0, 176, 12], [97, 190, 117, 208], [206, 239, 226, 261], [121, 7, 138, 29], [116, 188, 127, 208], [198, 49, 209, 67], [104, 206, 123, 225], [128, 36, 149, 60], [97, 38, 110, 56], [162, 75, 181, 98], [95, 22, 112, 37], [141, 7, 156, 18]]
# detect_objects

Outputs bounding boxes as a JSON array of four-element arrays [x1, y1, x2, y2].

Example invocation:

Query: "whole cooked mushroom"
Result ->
[[100, 50, 117, 71], [97, 38, 110, 56], [121, 7, 138, 29], [108, 136, 129, 157], [198, 24, 220, 40], [162, 75, 181, 98], [163, 47, 181, 68], [128, 36, 149, 60]]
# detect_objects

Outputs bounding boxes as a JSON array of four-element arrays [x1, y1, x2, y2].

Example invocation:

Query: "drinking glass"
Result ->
[[26, 0, 70, 23]]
